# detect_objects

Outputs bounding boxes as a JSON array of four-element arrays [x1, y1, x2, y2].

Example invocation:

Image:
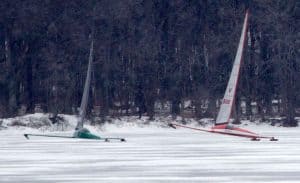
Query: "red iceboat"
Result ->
[[170, 10, 278, 141]]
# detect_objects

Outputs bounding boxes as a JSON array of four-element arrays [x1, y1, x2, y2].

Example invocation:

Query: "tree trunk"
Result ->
[[5, 28, 17, 116], [232, 97, 241, 124]]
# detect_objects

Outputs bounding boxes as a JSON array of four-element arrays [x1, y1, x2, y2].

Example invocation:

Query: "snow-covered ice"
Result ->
[[0, 116, 300, 183]]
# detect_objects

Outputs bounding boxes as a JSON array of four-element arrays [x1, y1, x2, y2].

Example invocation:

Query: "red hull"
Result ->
[[170, 123, 277, 141]]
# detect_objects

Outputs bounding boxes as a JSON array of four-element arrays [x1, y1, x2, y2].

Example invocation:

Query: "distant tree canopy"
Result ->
[[0, 0, 299, 126]]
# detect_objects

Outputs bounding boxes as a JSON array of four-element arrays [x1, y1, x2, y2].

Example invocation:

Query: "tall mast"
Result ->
[[75, 37, 94, 130], [215, 11, 249, 125]]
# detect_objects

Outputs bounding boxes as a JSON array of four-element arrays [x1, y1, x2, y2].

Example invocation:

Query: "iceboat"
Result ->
[[24, 37, 125, 142], [170, 11, 277, 141]]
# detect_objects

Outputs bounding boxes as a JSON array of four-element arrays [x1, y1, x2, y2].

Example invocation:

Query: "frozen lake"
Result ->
[[0, 125, 300, 183]]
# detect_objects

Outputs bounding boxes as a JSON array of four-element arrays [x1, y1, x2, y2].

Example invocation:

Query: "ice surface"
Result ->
[[0, 116, 300, 183]]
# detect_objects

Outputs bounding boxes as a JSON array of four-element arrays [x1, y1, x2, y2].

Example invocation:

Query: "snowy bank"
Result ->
[[0, 113, 296, 134]]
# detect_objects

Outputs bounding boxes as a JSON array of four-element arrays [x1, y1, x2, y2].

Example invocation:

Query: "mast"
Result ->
[[75, 38, 94, 130], [215, 11, 249, 125]]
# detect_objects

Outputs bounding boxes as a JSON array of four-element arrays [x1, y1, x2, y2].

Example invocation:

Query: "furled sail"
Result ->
[[75, 39, 94, 130], [215, 11, 249, 125]]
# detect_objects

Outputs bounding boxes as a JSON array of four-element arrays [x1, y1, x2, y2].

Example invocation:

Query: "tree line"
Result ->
[[0, 0, 299, 126]]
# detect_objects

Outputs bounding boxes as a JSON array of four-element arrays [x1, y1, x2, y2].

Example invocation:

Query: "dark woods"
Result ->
[[0, 0, 299, 126]]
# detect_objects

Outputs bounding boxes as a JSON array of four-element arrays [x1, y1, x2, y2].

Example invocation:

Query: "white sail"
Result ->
[[75, 39, 94, 130], [215, 11, 249, 125]]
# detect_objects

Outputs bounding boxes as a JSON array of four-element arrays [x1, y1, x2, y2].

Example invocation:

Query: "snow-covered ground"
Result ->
[[0, 114, 300, 183]]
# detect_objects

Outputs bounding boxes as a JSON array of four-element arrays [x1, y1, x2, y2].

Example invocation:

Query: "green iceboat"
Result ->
[[24, 36, 125, 142]]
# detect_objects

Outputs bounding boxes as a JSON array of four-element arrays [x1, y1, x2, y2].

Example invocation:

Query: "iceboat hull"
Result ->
[[170, 123, 278, 141]]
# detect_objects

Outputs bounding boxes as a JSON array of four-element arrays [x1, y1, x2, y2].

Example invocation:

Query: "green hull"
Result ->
[[24, 128, 125, 142], [73, 128, 101, 139]]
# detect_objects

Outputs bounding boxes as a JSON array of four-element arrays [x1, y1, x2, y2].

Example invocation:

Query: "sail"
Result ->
[[75, 39, 94, 130], [215, 11, 249, 125]]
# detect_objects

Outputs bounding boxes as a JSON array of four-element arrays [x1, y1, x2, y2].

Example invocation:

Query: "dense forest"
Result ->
[[0, 0, 299, 126]]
